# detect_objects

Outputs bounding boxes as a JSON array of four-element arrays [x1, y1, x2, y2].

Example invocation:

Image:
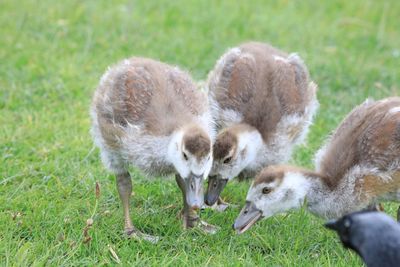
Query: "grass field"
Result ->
[[1, 0, 399, 265]]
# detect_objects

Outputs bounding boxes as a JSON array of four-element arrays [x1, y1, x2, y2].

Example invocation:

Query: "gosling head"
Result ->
[[205, 126, 262, 206], [168, 125, 212, 209], [205, 130, 239, 205], [233, 165, 310, 234]]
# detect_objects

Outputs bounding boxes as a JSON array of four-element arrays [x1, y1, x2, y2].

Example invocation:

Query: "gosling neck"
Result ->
[[304, 172, 349, 219]]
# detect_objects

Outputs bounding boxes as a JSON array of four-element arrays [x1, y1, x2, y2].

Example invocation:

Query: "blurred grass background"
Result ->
[[1, 0, 399, 265]]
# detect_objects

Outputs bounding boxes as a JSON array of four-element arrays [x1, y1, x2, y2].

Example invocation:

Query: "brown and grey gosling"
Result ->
[[91, 57, 215, 242], [205, 41, 319, 208], [234, 97, 400, 234]]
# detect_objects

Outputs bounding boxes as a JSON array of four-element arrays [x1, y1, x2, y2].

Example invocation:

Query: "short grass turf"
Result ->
[[1, 0, 400, 266]]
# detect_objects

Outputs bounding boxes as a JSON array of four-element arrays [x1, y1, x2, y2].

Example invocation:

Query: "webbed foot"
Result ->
[[182, 208, 200, 229], [198, 220, 220, 234], [203, 197, 236, 212], [125, 227, 160, 243]]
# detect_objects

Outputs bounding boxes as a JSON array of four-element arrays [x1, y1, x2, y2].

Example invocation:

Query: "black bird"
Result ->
[[325, 211, 400, 267]]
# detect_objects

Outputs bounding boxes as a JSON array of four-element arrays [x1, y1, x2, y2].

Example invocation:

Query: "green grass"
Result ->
[[1, 0, 399, 265]]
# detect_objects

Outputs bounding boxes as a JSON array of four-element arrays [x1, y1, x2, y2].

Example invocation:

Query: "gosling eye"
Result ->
[[223, 156, 232, 164], [183, 152, 188, 161], [262, 187, 272, 194]]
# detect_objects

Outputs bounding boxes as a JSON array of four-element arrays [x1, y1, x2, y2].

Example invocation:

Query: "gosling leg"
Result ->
[[203, 197, 235, 212], [116, 172, 134, 233], [116, 172, 159, 243], [216, 197, 232, 211]]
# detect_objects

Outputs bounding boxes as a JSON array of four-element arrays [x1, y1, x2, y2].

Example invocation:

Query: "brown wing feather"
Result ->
[[319, 97, 400, 188], [318, 99, 375, 183], [93, 59, 155, 127], [210, 48, 256, 114], [359, 101, 400, 169], [208, 42, 315, 142], [225, 54, 257, 112], [356, 171, 400, 202], [93, 57, 206, 138], [122, 66, 155, 123]]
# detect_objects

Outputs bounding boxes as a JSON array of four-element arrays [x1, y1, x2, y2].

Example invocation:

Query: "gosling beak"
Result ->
[[205, 176, 228, 206], [324, 219, 339, 231], [176, 173, 204, 210], [233, 201, 263, 234]]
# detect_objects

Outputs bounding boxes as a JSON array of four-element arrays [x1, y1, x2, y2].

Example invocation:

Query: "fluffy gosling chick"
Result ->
[[234, 97, 400, 233], [91, 57, 214, 242], [205, 41, 318, 207]]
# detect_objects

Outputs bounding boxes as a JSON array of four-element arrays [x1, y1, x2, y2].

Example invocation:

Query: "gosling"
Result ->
[[91, 57, 214, 242], [234, 97, 400, 233], [205, 41, 318, 208]]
